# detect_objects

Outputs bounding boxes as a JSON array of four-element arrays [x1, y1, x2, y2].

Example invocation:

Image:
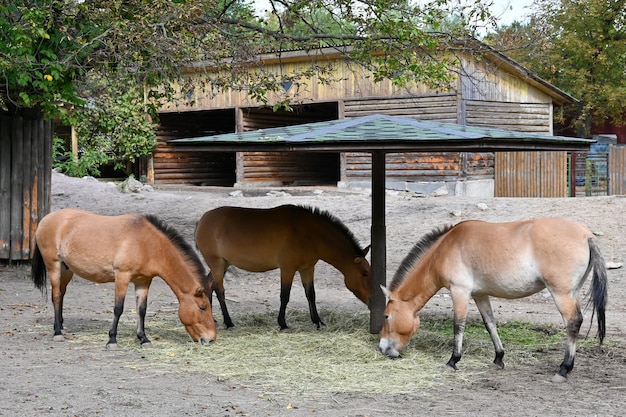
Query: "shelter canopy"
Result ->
[[169, 114, 593, 153], [169, 114, 594, 334]]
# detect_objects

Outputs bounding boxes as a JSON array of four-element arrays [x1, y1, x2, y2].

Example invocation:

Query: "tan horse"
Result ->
[[379, 217, 608, 382], [195, 204, 371, 330], [31, 208, 217, 348]]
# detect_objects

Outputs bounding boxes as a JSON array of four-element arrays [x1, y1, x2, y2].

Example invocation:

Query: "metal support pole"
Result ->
[[369, 151, 386, 334]]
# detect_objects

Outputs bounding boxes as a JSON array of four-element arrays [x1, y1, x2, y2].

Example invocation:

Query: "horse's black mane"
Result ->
[[388, 224, 455, 291], [144, 214, 207, 282], [296, 205, 367, 257]]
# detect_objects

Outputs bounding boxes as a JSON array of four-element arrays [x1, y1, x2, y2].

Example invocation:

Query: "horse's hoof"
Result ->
[[52, 334, 65, 342], [141, 342, 153, 349], [280, 327, 292, 333], [106, 343, 119, 351], [551, 373, 568, 383], [444, 364, 457, 372]]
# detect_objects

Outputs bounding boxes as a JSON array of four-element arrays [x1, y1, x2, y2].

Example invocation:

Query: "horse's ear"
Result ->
[[380, 285, 393, 301], [194, 287, 205, 297], [363, 244, 371, 256]]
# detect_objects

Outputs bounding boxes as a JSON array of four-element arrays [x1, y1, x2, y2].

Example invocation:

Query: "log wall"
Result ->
[[0, 114, 52, 261], [154, 109, 236, 185]]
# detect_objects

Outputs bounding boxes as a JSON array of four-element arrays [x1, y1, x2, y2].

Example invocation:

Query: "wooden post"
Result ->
[[369, 150, 387, 334], [71, 125, 78, 162]]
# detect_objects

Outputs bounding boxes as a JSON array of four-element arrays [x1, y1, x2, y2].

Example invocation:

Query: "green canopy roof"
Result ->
[[169, 114, 593, 153], [167, 113, 593, 335]]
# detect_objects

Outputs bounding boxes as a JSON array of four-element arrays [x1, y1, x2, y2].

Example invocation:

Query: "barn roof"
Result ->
[[169, 114, 592, 152]]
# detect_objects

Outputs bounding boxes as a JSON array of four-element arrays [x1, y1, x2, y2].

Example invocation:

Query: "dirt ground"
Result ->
[[1, 171, 625, 417]]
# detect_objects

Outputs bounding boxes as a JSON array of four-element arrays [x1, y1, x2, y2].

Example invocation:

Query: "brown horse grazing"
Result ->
[[379, 217, 608, 382], [31, 208, 217, 348], [195, 205, 371, 330]]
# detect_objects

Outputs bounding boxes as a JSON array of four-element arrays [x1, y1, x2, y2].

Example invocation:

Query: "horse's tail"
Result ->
[[31, 238, 48, 295], [588, 237, 608, 344]]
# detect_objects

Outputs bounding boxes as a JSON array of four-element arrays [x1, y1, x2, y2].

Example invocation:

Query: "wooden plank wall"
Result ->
[[238, 104, 340, 184], [495, 151, 568, 197], [241, 152, 339, 185], [609, 146, 626, 195], [0, 114, 52, 261], [154, 110, 236, 185], [343, 94, 458, 121], [342, 95, 497, 183], [471, 101, 564, 197], [466, 101, 552, 133], [240, 104, 338, 131]]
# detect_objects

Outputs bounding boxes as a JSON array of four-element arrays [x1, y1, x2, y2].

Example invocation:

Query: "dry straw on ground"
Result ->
[[36, 308, 597, 396]]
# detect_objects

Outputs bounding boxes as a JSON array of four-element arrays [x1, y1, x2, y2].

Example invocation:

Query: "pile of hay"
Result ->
[[92, 309, 579, 396]]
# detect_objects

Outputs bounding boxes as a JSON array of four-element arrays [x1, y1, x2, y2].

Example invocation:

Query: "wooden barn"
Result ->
[[154, 41, 577, 197]]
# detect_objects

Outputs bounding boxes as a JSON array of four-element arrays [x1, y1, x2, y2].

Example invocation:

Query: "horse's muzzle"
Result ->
[[379, 338, 400, 358], [199, 337, 215, 345]]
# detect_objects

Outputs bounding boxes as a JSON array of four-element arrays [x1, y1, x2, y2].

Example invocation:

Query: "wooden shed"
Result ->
[[155, 41, 577, 197]]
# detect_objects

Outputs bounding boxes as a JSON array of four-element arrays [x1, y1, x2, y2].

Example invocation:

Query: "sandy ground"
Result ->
[[1, 171, 625, 416]]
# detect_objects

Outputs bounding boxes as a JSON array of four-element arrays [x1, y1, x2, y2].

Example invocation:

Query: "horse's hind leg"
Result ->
[[278, 270, 297, 330], [50, 264, 73, 342], [134, 281, 152, 347], [209, 269, 234, 329], [474, 295, 505, 368], [552, 293, 583, 381], [300, 267, 324, 329]]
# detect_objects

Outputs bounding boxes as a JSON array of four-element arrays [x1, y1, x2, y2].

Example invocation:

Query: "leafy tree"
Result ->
[[2, 0, 498, 175], [484, 0, 626, 137]]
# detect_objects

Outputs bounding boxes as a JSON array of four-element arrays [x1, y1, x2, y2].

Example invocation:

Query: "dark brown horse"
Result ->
[[195, 204, 371, 330], [380, 217, 608, 382], [31, 208, 217, 348]]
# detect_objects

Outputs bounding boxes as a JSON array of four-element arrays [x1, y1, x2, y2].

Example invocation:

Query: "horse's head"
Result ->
[[178, 287, 217, 345], [344, 245, 371, 305], [379, 286, 420, 358]]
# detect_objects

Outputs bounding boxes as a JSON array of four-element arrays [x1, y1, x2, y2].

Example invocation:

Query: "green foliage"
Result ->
[[484, 0, 626, 136], [53, 74, 157, 177], [0, 1, 97, 115], [2, 0, 499, 116], [3, 0, 499, 169], [53, 136, 109, 177]]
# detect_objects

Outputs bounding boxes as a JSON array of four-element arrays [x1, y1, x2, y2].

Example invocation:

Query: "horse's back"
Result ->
[[440, 217, 593, 297], [37, 208, 144, 245], [451, 217, 591, 252], [35, 209, 151, 281], [195, 205, 314, 271]]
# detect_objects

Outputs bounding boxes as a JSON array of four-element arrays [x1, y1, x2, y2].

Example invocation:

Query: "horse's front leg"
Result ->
[[552, 294, 584, 382], [134, 281, 152, 347], [107, 277, 130, 350], [474, 295, 505, 368], [278, 270, 296, 331], [446, 290, 471, 371], [300, 267, 324, 329]]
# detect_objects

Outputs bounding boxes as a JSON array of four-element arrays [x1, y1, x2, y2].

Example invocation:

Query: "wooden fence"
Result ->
[[609, 146, 626, 195], [0, 114, 52, 261], [494, 151, 568, 197]]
